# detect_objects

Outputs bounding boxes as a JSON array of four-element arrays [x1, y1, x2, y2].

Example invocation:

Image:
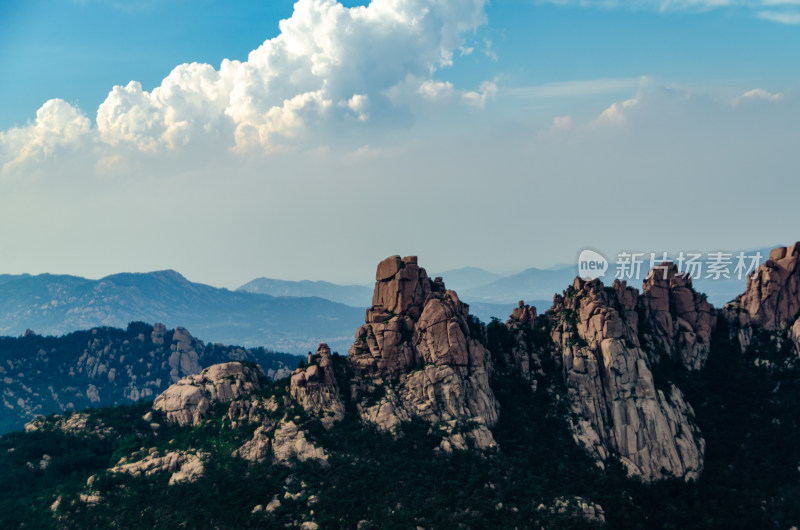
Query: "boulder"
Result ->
[[153, 362, 267, 426]]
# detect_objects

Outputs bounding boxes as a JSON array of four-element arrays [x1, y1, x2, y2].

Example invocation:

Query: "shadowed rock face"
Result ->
[[733, 243, 800, 330], [349, 255, 500, 451], [550, 278, 705, 481], [639, 263, 715, 371]]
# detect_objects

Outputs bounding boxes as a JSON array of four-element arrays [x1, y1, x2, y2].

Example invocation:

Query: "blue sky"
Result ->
[[1, 0, 799, 286]]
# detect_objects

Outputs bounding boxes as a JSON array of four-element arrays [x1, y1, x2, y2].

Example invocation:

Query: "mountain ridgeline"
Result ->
[[3, 245, 800, 528], [0, 270, 364, 354]]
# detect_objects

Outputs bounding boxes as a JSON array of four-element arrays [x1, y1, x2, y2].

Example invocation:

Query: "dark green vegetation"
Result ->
[[0, 270, 364, 353], [0, 322, 300, 434], [1, 317, 799, 529]]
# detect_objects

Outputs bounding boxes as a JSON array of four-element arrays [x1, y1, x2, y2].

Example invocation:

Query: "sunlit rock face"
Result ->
[[348, 255, 500, 452], [153, 362, 267, 427], [549, 277, 705, 482]]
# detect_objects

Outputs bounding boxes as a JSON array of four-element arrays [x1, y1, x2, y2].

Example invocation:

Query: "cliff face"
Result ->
[[725, 243, 800, 357], [348, 256, 499, 452], [549, 278, 705, 481], [735, 243, 800, 330], [639, 264, 715, 371]]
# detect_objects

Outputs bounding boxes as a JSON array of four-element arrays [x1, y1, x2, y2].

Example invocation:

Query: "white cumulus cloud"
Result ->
[[0, 99, 92, 173], [2, 0, 491, 173]]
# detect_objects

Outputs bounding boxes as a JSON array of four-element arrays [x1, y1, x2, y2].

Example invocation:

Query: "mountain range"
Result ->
[[0, 270, 363, 354], [2, 245, 800, 528], [0, 247, 770, 357]]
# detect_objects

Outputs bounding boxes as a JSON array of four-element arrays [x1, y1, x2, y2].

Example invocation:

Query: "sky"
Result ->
[[0, 0, 799, 287]]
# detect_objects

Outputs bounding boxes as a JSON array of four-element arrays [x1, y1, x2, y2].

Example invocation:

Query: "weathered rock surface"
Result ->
[[639, 263, 715, 371], [168, 327, 201, 382], [349, 255, 499, 451], [153, 362, 267, 426], [505, 301, 546, 392], [271, 421, 328, 465], [733, 242, 800, 330], [550, 278, 705, 481], [24, 412, 112, 439], [289, 344, 345, 429], [110, 448, 206, 485], [723, 243, 800, 355], [1, 322, 295, 435], [235, 424, 275, 463], [538, 496, 606, 524]]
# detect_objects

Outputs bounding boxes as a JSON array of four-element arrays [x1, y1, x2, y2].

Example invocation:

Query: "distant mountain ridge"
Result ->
[[237, 277, 373, 307], [0, 270, 364, 354]]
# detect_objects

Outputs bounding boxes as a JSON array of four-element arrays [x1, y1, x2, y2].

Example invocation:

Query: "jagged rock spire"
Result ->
[[639, 262, 715, 371], [349, 255, 500, 452]]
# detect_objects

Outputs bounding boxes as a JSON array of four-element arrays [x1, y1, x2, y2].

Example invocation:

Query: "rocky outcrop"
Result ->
[[505, 301, 546, 392], [25, 412, 112, 439], [169, 327, 201, 382], [235, 424, 275, 463], [639, 263, 715, 371], [349, 256, 499, 451], [538, 496, 606, 525], [271, 421, 328, 465], [1, 322, 295, 435], [110, 448, 206, 485], [289, 344, 345, 429], [734, 243, 800, 329], [724, 243, 800, 355], [550, 278, 705, 481], [153, 362, 267, 426]]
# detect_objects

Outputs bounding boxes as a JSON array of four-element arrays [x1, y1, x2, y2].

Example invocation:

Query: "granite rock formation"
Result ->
[[110, 448, 206, 485], [639, 263, 715, 371], [734, 243, 800, 329], [153, 362, 267, 426], [348, 256, 499, 451], [724, 243, 800, 355], [549, 277, 705, 481], [289, 344, 345, 429]]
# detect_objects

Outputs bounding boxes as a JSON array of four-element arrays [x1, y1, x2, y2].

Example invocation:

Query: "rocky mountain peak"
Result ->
[[733, 242, 800, 329], [639, 262, 715, 371], [349, 255, 500, 450], [545, 273, 705, 481], [370, 255, 434, 321], [509, 300, 537, 326]]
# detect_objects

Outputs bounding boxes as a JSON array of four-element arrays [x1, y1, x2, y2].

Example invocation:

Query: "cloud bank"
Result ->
[[0, 0, 494, 174]]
